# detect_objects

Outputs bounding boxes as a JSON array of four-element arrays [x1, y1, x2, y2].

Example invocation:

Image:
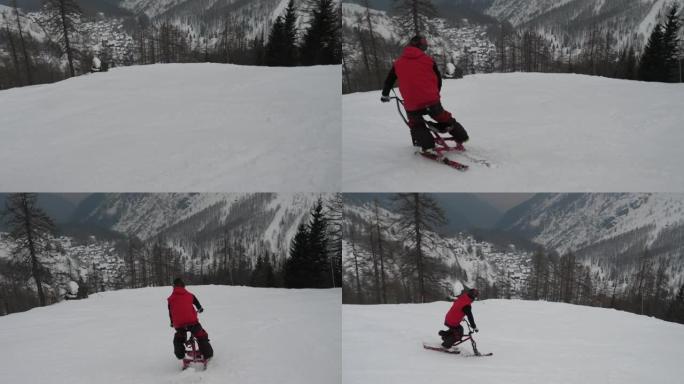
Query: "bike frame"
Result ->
[[389, 90, 465, 155], [455, 320, 484, 356]]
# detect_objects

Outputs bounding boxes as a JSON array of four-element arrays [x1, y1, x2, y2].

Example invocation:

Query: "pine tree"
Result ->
[[284, 223, 312, 288], [42, 0, 82, 78], [392, 0, 437, 38], [306, 198, 331, 286], [2, 194, 56, 306], [1, 10, 22, 87], [266, 17, 286, 66], [300, 0, 341, 65], [393, 193, 446, 303], [251, 255, 276, 287], [662, 4, 682, 82], [11, 0, 32, 85], [284, 199, 332, 288], [639, 25, 666, 81], [282, 0, 298, 66], [666, 282, 684, 322]]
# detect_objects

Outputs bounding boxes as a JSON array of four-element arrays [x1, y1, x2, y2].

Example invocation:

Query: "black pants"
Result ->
[[440, 324, 464, 349], [407, 103, 469, 150], [173, 323, 214, 359]]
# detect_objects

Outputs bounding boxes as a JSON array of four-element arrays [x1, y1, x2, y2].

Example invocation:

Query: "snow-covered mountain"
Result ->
[[499, 193, 684, 255], [3, 0, 327, 67], [343, 300, 684, 384], [0, 286, 341, 384], [499, 193, 684, 292], [120, 0, 314, 43], [72, 193, 330, 258], [484, 0, 684, 49]]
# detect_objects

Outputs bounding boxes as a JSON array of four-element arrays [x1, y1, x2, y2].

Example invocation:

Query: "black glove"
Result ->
[[381, 95, 390, 103], [170, 322, 174, 328], [197, 307, 204, 314]]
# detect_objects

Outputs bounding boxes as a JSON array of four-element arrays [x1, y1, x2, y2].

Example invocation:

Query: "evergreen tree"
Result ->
[[639, 24, 666, 81], [251, 255, 276, 287], [666, 282, 684, 322], [2, 193, 56, 306], [638, 6, 682, 84], [284, 223, 312, 288], [393, 193, 446, 303], [11, 0, 32, 85], [662, 4, 682, 82], [266, 16, 287, 66], [392, 0, 437, 37], [300, 0, 341, 65], [42, 0, 83, 77], [284, 199, 332, 288], [282, 0, 299, 66]]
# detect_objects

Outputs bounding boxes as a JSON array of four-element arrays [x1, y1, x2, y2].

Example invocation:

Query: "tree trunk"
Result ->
[[20, 197, 45, 306], [13, 2, 33, 84], [59, 0, 75, 77], [4, 23, 22, 85], [413, 194, 424, 303]]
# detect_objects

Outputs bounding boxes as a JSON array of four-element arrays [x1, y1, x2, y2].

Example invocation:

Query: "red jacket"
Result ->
[[390, 46, 442, 111], [444, 293, 474, 327], [167, 287, 199, 328]]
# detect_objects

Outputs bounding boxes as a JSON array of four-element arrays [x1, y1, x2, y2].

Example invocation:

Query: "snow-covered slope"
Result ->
[[342, 73, 684, 192], [343, 300, 684, 384], [0, 286, 341, 384], [0, 64, 341, 192]]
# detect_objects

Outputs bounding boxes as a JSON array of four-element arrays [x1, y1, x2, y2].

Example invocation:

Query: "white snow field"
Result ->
[[343, 300, 684, 384], [0, 64, 341, 192], [0, 286, 341, 384], [343, 73, 684, 192]]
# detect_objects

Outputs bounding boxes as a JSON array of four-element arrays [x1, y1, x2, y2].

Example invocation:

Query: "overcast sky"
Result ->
[[474, 193, 534, 212]]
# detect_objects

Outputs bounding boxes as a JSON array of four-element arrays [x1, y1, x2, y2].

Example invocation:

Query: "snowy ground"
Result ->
[[342, 73, 684, 192], [0, 64, 341, 192], [0, 286, 341, 384], [343, 299, 684, 384]]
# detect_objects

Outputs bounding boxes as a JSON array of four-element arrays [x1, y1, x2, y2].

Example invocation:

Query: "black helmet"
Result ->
[[173, 277, 185, 287], [467, 288, 479, 300], [409, 35, 429, 51]]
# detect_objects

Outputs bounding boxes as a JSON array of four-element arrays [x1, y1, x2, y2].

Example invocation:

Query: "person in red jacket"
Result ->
[[438, 288, 479, 349], [168, 278, 213, 360], [381, 35, 469, 154]]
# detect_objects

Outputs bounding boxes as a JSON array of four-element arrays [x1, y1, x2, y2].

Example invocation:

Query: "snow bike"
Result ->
[[181, 332, 209, 370], [389, 90, 492, 169], [423, 320, 493, 357]]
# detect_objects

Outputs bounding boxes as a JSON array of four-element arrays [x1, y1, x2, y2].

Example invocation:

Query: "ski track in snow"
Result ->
[[0, 63, 341, 192], [0, 286, 341, 384], [342, 73, 684, 192], [343, 299, 684, 384]]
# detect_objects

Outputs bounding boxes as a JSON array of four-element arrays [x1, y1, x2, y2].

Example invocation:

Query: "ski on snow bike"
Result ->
[[423, 320, 493, 357], [388, 90, 492, 169], [180, 330, 209, 370]]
